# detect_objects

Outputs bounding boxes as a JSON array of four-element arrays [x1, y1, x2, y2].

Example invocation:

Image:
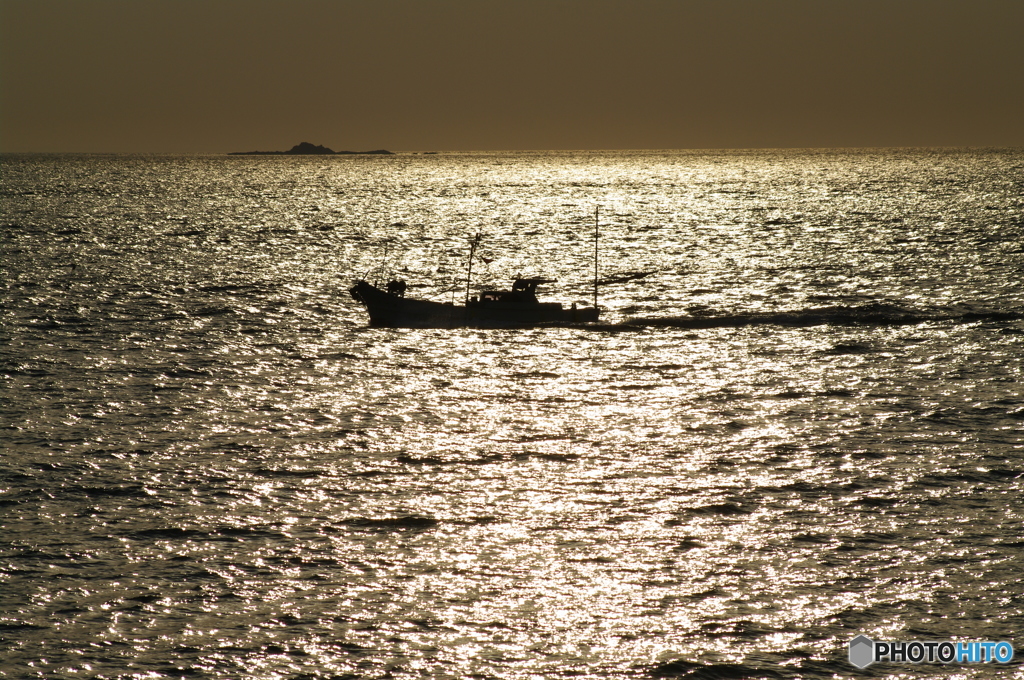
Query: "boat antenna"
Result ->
[[593, 206, 600, 310], [367, 239, 391, 287], [465, 232, 482, 304]]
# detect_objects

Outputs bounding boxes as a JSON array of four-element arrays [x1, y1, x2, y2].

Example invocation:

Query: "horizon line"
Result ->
[[4, 145, 1023, 155]]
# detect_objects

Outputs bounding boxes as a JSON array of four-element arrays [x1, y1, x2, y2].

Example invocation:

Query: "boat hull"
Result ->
[[349, 280, 599, 328]]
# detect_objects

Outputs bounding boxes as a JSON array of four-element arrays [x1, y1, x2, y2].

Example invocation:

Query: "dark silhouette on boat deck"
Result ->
[[386, 279, 407, 297]]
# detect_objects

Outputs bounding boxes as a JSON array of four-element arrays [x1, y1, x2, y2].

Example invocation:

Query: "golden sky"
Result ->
[[2, 0, 1022, 152]]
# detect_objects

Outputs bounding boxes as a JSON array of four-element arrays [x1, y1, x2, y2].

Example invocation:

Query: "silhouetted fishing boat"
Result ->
[[350, 211, 603, 328], [349, 276, 599, 328]]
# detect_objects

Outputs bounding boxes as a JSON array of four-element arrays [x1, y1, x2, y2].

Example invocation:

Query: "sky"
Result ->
[[2, 0, 1022, 152]]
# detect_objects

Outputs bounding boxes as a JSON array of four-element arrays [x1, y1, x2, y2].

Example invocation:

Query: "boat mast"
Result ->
[[593, 207, 599, 310], [465, 232, 481, 304]]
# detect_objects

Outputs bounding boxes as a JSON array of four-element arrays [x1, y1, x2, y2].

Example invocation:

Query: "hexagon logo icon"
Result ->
[[849, 635, 875, 668]]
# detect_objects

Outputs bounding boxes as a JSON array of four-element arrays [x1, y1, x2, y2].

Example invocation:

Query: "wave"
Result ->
[[339, 515, 440, 531], [651, 655, 847, 679], [652, 659, 789, 678], [618, 302, 1024, 330]]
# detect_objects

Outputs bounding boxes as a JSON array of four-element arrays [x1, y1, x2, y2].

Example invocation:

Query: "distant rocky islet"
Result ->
[[229, 142, 393, 155]]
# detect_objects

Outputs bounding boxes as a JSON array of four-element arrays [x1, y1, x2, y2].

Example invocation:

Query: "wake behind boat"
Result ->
[[349, 276, 599, 328], [350, 211, 603, 328]]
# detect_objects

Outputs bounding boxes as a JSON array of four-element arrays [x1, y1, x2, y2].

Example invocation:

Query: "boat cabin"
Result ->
[[474, 278, 556, 306]]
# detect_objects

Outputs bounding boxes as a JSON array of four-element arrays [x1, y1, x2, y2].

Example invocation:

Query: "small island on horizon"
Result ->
[[229, 142, 393, 155]]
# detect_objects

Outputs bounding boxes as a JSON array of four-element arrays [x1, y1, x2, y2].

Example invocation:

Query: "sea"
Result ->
[[1, 149, 1022, 680]]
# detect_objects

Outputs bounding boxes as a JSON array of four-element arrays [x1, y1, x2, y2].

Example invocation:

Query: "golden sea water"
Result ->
[[2, 149, 1023, 679]]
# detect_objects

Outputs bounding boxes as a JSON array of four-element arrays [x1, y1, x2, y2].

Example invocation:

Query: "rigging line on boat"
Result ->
[[465, 232, 483, 305], [594, 205, 600, 311]]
